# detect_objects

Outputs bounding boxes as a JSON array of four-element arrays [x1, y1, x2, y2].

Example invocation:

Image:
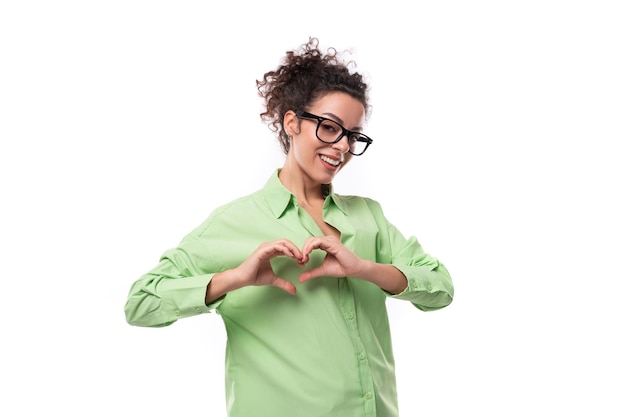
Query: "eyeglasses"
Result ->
[[295, 110, 373, 156]]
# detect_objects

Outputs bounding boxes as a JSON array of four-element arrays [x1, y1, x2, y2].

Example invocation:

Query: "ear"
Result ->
[[283, 110, 300, 137]]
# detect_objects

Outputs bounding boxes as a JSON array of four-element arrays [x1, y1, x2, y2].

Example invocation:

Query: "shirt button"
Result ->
[[364, 392, 373, 400], [174, 310, 180, 316], [346, 312, 354, 320], [358, 352, 366, 360], [195, 307, 202, 313], [426, 283, 433, 291]]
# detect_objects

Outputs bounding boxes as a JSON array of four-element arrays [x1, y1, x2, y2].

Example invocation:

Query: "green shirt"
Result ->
[[124, 169, 454, 417]]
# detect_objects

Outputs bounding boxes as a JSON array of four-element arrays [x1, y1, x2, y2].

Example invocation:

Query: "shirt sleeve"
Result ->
[[124, 237, 224, 328], [369, 200, 454, 311]]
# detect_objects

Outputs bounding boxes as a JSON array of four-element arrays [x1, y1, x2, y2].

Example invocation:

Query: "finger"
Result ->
[[301, 237, 337, 263], [300, 236, 324, 256], [298, 270, 312, 283], [278, 240, 304, 260], [272, 277, 297, 295], [259, 241, 301, 260], [263, 239, 305, 264], [298, 266, 326, 283]]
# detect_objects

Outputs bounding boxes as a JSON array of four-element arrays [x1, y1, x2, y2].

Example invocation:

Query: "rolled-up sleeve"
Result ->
[[391, 261, 454, 311], [124, 241, 224, 328], [378, 210, 454, 311]]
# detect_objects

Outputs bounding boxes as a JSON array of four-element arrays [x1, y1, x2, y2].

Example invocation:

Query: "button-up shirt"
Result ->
[[124, 169, 454, 417]]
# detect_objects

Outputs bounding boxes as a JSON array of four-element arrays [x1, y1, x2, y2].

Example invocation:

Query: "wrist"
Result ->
[[205, 269, 245, 305]]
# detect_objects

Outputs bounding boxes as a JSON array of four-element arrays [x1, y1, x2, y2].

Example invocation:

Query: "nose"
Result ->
[[331, 134, 351, 154]]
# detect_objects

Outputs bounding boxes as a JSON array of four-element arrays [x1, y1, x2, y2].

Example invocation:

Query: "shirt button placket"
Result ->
[[338, 280, 376, 416]]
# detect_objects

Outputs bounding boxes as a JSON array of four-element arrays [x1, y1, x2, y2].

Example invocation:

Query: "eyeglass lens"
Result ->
[[317, 119, 368, 155]]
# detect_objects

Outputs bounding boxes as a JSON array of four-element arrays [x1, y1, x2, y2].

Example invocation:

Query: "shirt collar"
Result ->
[[262, 169, 295, 219], [262, 169, 348, 218], [325, 184, 348, 215]]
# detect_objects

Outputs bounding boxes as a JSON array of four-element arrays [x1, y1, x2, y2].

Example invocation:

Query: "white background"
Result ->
[[1, 1, 625, 416]]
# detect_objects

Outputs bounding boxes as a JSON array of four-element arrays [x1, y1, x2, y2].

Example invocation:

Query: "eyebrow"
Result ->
[[321, 112, 363, 132]]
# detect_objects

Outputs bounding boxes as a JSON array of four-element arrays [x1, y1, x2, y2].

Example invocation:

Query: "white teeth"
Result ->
[[320, 155, 340, 166]]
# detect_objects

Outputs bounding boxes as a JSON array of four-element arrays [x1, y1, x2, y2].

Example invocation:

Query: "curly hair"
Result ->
[[257, 37, 370, 155]]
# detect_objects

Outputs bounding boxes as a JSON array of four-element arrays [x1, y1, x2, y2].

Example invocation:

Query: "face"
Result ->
[[285, 91, 366, 185]]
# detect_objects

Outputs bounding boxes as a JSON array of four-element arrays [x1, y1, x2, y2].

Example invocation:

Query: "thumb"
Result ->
[[271, 277, 297, 295], [298, 267, 324, 284]]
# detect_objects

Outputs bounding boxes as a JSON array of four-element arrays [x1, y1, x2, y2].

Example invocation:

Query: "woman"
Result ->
[[125, 37, 454, 417]]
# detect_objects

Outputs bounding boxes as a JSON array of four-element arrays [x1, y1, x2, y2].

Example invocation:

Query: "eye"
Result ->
[[320, 120, 340, 134], [349, 133, 366, 143]]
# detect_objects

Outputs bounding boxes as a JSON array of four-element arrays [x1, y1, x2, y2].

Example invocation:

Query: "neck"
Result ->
[[278, 163, 325, 206]]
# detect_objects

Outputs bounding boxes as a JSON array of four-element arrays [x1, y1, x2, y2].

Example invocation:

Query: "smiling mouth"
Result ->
[[320, 155, 341, 167]]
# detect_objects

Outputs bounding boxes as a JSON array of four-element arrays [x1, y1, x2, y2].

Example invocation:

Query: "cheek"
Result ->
[[294, 135, 318, 156], [290, 138, 315, 165]]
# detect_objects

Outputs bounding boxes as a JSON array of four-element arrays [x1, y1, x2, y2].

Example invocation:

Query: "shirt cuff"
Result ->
[[159, 274, 220, 318], [387, 264, 454, 310]]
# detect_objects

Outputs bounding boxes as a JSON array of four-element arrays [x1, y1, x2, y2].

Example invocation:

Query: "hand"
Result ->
[[298, 236, 365, 284], [235, 239, 304, 294]]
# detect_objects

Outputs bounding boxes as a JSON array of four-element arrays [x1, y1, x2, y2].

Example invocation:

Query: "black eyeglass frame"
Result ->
[[295, 110, 373, 156]]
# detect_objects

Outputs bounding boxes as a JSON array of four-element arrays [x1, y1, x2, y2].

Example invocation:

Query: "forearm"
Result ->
[[204, 269, 245, 305], [357, 260, 408, 295], [125, 273, 213, 327], [391, 262, 454, 310]]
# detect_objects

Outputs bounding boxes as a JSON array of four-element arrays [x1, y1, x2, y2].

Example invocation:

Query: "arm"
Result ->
[[298, 197, 453, 310], [125, 237, 305, 327], [296, 233, 453, 311], [204, 239, 304, 304], [297, 235, 408, 294], [383, 221, 454, 311], [351, 260, 408, 295], [124, 246, 216, 328]]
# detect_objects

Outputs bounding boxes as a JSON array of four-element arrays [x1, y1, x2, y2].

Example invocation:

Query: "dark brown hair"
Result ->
[[257, 37, 370, 154]]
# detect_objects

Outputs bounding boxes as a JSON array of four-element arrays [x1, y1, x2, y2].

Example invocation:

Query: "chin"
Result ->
[[320, 170, 339, 184]]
